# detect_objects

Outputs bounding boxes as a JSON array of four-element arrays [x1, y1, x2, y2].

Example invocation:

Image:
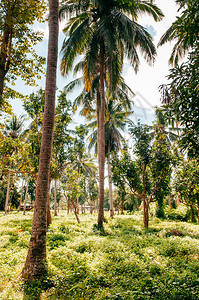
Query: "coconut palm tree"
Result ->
[[2, 114, 26, 213], [64, 70, 134, 217], [60, 0, 164, 227], [87, 95, 133, 217], [22, 0, 59, 281], [149, 108, 180, 145]]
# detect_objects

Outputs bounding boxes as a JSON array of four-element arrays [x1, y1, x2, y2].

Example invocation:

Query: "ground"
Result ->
[[0, 210, 199, 299]]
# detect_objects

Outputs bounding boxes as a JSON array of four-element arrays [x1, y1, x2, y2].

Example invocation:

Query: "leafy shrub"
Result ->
[[167, 205, 188, 221], [47, 233, 68, 249]]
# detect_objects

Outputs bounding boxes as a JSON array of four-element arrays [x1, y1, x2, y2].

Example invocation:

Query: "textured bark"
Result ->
[[23, 180, 29, 215], [4, 170, 11, 214], [72, 202, 81, 223], [0, 69, 6, 100], [97, 44, 105, 228], [0, 19, 12, 99], [22, 0, 59, 281], [90, 198, 93, 214]]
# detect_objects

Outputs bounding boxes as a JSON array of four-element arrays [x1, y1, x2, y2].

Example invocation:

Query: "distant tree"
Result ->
[[112, 123, 172, 228], [174, 159, 199, 223], [61, 168, 84, 223], [88, 95, 133, 217]]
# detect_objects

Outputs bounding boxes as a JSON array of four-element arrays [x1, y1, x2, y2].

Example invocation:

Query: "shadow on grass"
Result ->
[[22, 275, 54, 300]]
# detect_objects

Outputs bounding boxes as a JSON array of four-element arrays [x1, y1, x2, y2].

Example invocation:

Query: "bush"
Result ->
[[167, 205, 188, 221]]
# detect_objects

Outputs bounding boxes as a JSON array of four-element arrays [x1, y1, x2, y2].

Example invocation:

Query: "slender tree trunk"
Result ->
[[72, 201, 81, 223], [64, 192, 70, 214], [23, 180, 29, 215], [197, 200, 199, 224], [18, 178, 24, 212], [121, 203, 124, 214], [4, 170, 11, 214], [190, 206, 194, 223], [108, 149, 114, 218], [0, 69, 7, 100], [54, 179, 57, 216], [98, 43, 106, 228], [143, 198, 149, 228], [90, 198, 93, 214], [22, 0, 59, 281], [0, 23, 12, 100], [47, 179, 52, 225], [168, 195, 172, 210], [176, 192, 180, 205]]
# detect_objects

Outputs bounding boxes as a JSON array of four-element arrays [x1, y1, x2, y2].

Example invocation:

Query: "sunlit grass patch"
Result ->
[[1, 210, 199, 299]]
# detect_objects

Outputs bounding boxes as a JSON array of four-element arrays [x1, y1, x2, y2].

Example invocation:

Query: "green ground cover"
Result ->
[[0, 211, 199, 299]]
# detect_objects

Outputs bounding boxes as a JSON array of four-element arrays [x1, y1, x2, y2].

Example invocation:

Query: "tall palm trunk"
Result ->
[[98, 43, 105, 228], [22, 0, 59, 281], [4, 170, 11, 214]]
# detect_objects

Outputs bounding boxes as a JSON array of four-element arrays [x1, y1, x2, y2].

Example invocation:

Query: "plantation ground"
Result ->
[[1, 211, 199, 299]]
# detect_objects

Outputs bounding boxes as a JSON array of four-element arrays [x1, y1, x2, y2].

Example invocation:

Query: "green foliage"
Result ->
[[112, 122, 173, 225], [1, 212, 199, 299], [158, 0, 199, 65], [174, 159, 199, 218], [167, 205, 189, 222], [0, 176, 20, 210], [166, 44, 199, 158], [0, 0, 46, 105]]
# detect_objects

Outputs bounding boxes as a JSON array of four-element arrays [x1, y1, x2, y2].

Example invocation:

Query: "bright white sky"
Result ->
[[11, 0, 179, 125]]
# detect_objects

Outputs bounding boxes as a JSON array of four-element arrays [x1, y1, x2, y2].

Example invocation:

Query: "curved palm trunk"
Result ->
[[97, 44, 105, 228], [22, 0, 59, 281]]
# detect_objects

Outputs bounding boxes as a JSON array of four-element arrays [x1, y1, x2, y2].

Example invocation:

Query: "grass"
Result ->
[[0, 210, 199, 299]]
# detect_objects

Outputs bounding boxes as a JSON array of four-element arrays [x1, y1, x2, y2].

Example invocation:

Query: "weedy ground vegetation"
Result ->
[[0, 209, 199, 299]]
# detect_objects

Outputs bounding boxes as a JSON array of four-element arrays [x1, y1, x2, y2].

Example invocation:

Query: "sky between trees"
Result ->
[[10, 0, 179, 125]]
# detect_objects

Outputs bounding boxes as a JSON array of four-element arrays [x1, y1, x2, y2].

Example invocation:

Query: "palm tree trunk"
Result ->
[[23, 179, 29, 215], [4, 170, 11, 214], [108, 143, 114, 218], [97, 43, 105, 228], [54, 179, 57, 216], [18, 178, 24, 212], [22, 0, 59, 281]]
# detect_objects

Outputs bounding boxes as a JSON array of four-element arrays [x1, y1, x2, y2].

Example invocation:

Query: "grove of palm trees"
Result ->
[[0, 0, 198, 298]]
